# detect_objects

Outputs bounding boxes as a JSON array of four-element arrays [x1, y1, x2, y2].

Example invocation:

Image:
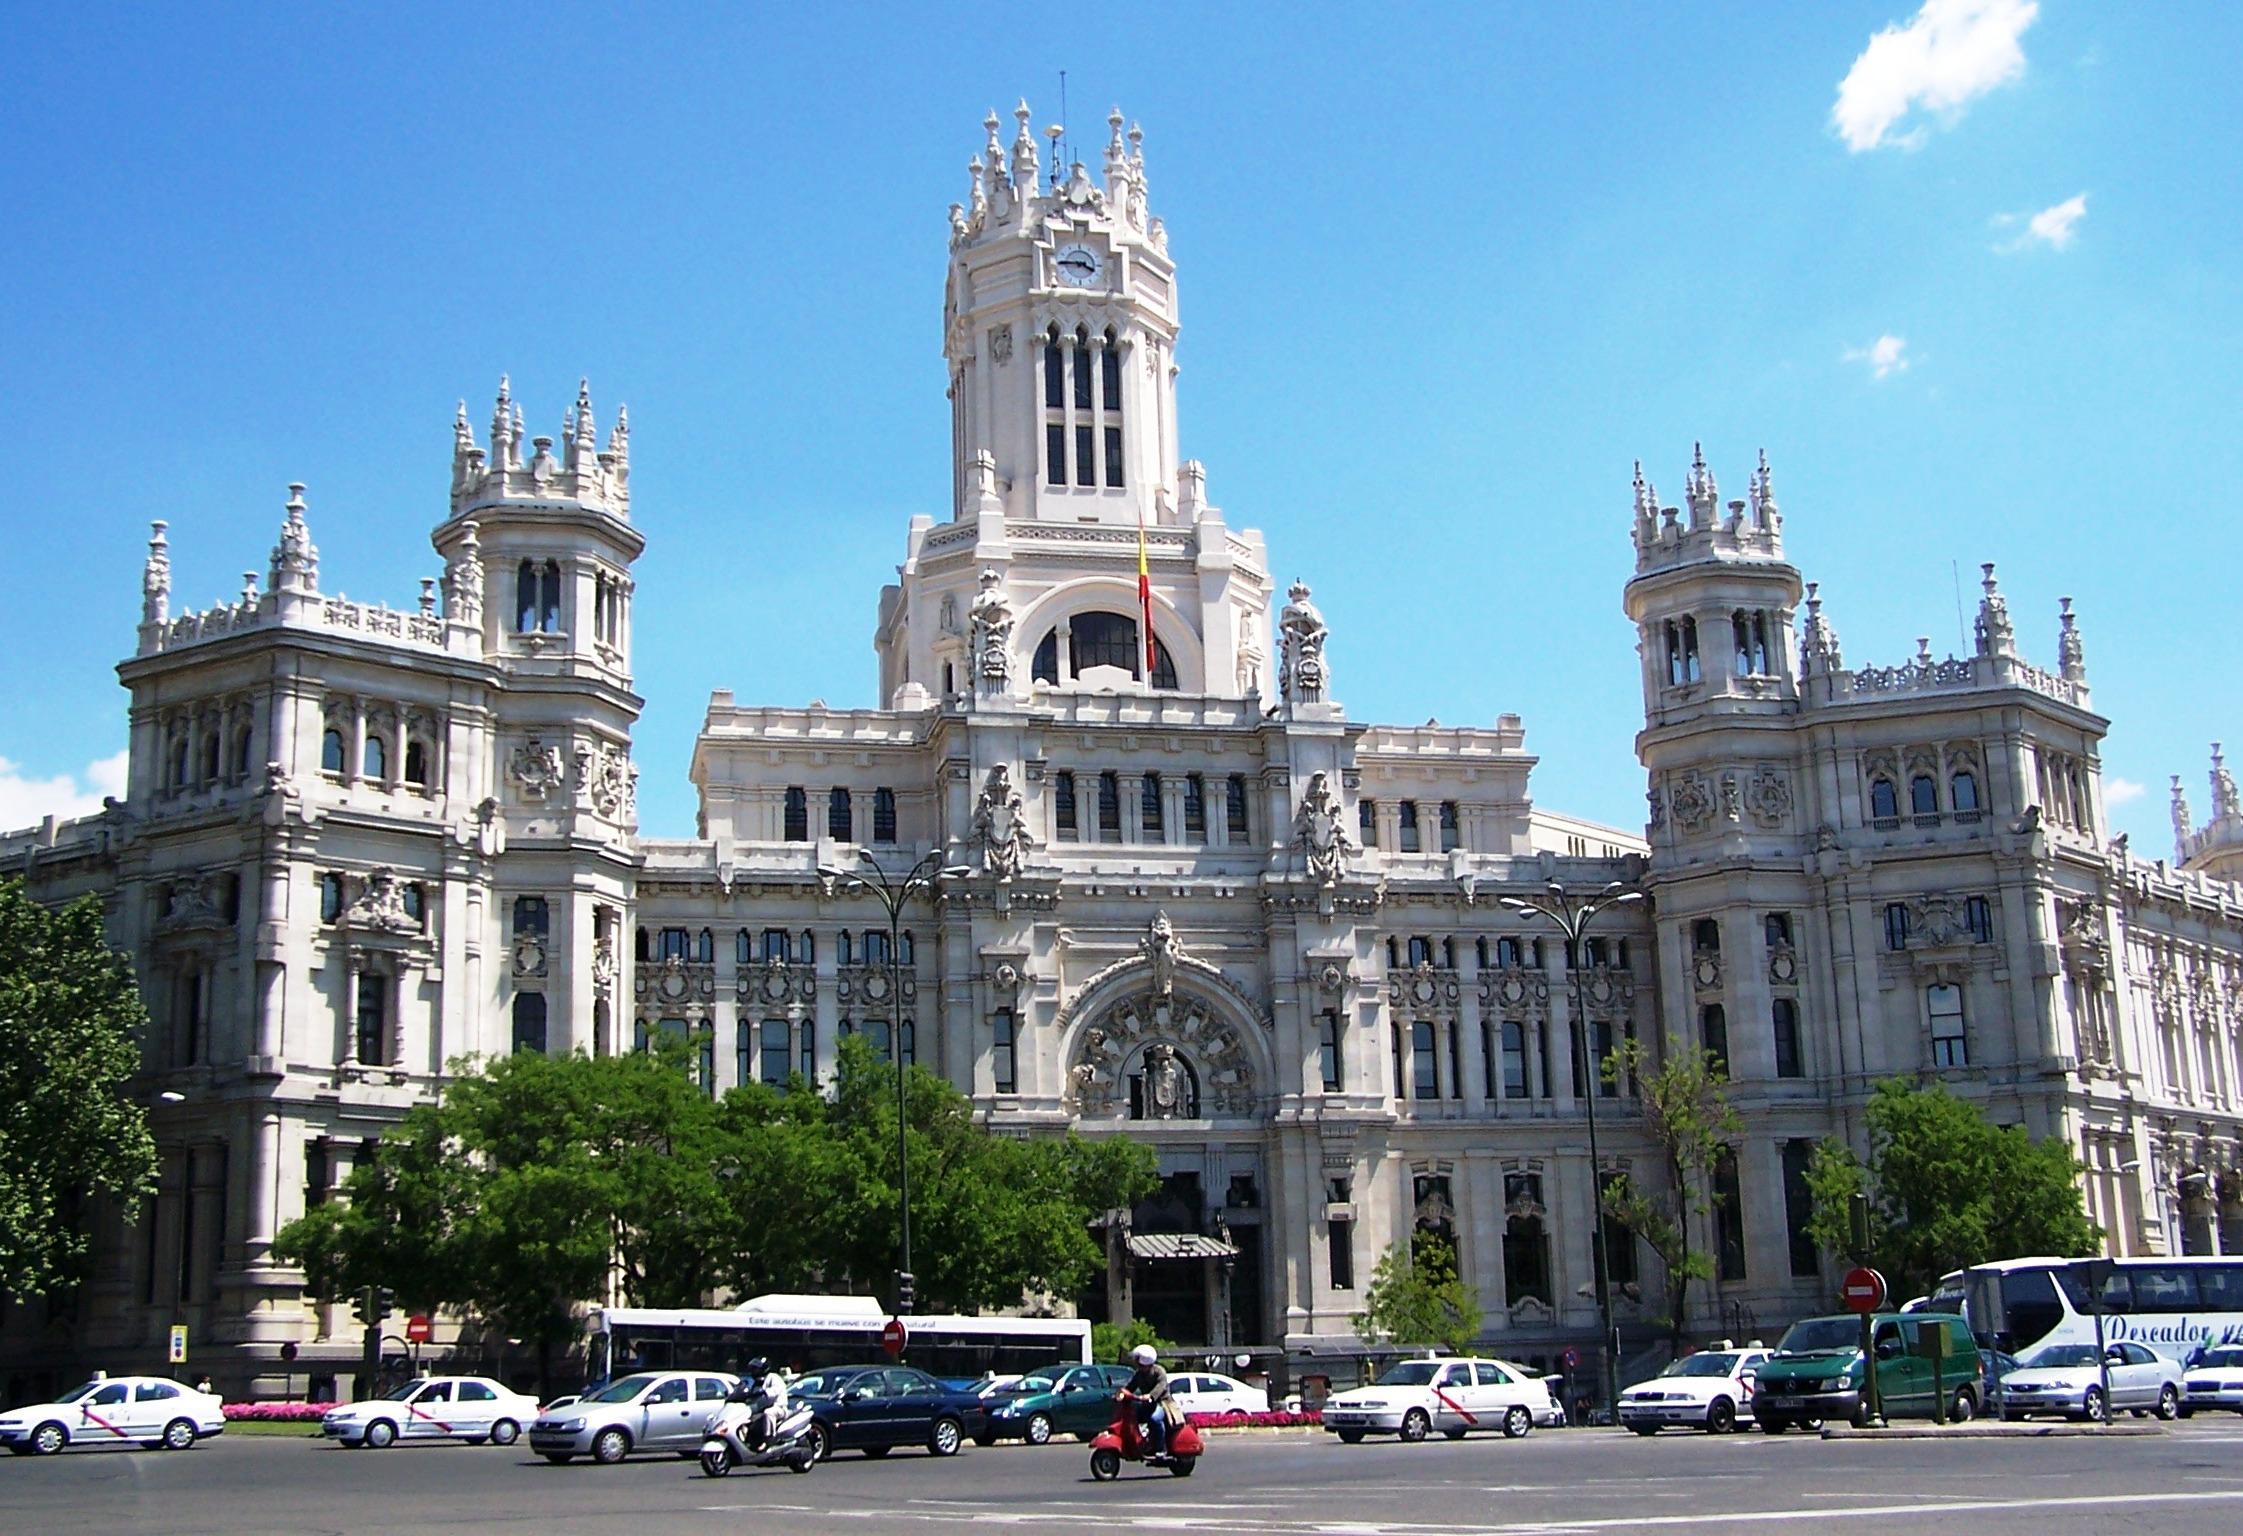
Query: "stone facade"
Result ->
[[6, 101, 2243, 1400]]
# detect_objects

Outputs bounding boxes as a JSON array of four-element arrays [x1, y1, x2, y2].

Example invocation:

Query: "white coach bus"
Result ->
[[1929, 1256, 2243, 1363]]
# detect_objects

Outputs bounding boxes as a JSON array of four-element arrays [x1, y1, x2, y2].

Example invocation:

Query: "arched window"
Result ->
[[1700, 1004, 1729, 1077], [1691, 918, 1721, 954], [897, 931, 912, 966], [783, 786, 808, 841], [836, 931, 853, 966], [1495, 936, 1522, 969], [1504, 1214, 1552, 1305], [321, 727, 345, 776], [1869, 777, 1899, 821], [1032, 630, 1059, 683], [799, 930, 816, 965], [862, 1018, 893, 1060], [873, 787, 897, 843], [539, 559, 560, 632], [1910, 774, 1938, 817], [198, 732, 220, 784], [355, 972, 389, 1066], [1141, 773, 1163, 838], [1679, 617, 1701, 682], [1100, 326, 1125, 488], [1071, 326, 1094, 487], [1097, 771, 1121, 840], [1031, 613, 1177, 689], [862, 930, 890, 966], [168, 736, 190, 790], [828, 786, 852, 842], [1043, 325, 1067, 486], [696, 928, 713, 964], [516, 560, 537, 632], [513, 896, 548, 937], [404, 739, 430, 789], [760, 1019, 791, 1086], [736, 929, 752, 965], [512, 993, 548, 1056], [363, 734, 387, 781], [1410, 1021, 1440, 1098], [1950, 770, 1980, 813], [1226, 774, 1251, 844], [233, 723, 254, 779]]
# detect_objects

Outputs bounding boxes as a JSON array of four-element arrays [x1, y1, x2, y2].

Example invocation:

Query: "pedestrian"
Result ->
[[194, 1374, 215, 1396]]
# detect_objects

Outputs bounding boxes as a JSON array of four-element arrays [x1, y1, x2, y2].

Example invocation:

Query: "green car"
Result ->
[[1754, 1312, 1984, 1432], [978, 1364, 1135, 1445]]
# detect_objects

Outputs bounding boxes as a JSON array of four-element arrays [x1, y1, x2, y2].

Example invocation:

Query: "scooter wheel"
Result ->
[[700, 1448, 732, 1478], [789, 1448, 815, 1473], [1090, 1447, 1122, 1481], [1169, 1455, 1197, 1477]]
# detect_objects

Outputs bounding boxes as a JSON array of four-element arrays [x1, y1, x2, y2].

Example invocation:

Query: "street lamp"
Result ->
[[821, 847, 967, 1314], [1498, 878, 1644, 1427]]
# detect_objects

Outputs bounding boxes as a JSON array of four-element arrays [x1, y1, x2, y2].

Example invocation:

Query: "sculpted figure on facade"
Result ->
[[1279, 579, 1328, 704], [968, 567, 1013, 692], [444, 519, 485, 626], [1142, 910, 1184, 997], [344, 867, 417, 933], [508, 739, 567, 802], [970, 764, 1035, 881], [1143, 1041, 1189, 1120], [1292, 771, 1355, 887]]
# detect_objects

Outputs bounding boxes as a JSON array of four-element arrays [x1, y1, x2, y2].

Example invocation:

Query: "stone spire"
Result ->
[[1749, 448, 1779, 526], [490, 376, 517, 470], [268, 483, 319, 597], [141, 520, 171, 627], [1973, 562, 2015, 660], [572, 378, 596, 458], [444, 519, 484, 626], [1631, 460, 1657, 547], [2058, 596, 2086, 681], [1684, 442, 1718, 528], [1104, 105, 1128, 195], [2173, 775, 2195, 861], [1799, 580, 1843, 676], [606, 402, 629, 463], [2214, 744, 2241, 823], [1010, 100, 1039, 193]]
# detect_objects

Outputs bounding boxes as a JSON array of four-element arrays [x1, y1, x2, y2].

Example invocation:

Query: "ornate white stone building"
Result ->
[[6, 101, 2242, 1400]]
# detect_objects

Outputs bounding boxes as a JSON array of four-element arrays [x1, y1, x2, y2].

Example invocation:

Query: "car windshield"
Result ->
[[379, 1380, 427, 1402], [1016, 1374, 1059, 1394], [792, 1373, 850, 1398], [2200, 1348, 2243, 1369], [1665, 1353, 1743, 1378], [1375, 1362, 1445, 1387], [55, 1381, 104, 1403], [585, 1374, 660, 1404], [2023, 1344, 2103, 1369], [1777, 1318, 1863, 1355]]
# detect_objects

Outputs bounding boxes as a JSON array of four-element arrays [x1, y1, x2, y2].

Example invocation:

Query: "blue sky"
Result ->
[[3, 2, 2237, 851]]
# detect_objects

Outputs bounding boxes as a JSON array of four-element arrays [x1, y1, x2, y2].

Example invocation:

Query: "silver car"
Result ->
[[528, 1371, 738, 1465]]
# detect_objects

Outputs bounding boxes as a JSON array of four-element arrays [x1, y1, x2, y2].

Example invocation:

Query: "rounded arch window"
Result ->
[[1030, 611, 1177, 690]]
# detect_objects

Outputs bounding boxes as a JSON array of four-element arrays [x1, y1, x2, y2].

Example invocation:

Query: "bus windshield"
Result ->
[[1777, 1318, 1862, 1355]]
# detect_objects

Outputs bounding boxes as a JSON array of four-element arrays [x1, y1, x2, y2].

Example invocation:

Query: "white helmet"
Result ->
[[1131, 1344, 1158, 1366]]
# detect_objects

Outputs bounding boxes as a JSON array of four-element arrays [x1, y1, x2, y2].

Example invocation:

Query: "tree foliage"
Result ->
[[1598, 1034, 1741, 1344], [1092, 1317, 1175, 1364], [0, 881, 159, 1301], [1803, 1077, 2102, 1300], [1351, 1229, 1482, 1355], [277, 1033, 1159, 1370]]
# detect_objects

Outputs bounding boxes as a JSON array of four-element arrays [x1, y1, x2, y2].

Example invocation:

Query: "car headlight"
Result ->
[[556, 1418, 586, 1433], [1353, 1399, 1384, 1409]]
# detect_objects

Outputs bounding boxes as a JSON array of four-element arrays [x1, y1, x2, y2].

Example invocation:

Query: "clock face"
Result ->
[[1054, 243, 1103, 287]]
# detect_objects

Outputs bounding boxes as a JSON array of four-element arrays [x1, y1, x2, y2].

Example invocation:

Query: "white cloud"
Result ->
[[2024, 192, 2089, 249], [0, 749, 129, 832], [1833, 0, 2040, 153], [2105, 776, 2146, 807], [1844, 334, 1912, 379]]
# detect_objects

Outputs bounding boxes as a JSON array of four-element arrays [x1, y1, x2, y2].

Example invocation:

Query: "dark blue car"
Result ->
[[787, 1365, 989, 1461]]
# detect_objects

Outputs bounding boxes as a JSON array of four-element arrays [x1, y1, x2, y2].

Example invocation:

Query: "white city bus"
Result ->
[[1929, 1256, 2243, 1363], [586, 1293, 1092, 1386]]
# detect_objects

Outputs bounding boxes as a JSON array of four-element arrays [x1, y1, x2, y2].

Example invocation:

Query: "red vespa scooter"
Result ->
[[1089, 1390, 1203, 1479]]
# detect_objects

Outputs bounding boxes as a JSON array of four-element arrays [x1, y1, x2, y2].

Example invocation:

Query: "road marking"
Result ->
[[1456, 1488, 2243, 1533]]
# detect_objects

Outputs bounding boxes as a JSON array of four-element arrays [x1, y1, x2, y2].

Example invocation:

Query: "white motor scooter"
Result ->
[[699, 1383, 819, 1477]]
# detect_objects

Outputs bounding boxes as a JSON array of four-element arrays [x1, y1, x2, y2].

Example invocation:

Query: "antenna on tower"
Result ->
[[1059, 69, 1071, 180], [1952, 559, 1967, 653]]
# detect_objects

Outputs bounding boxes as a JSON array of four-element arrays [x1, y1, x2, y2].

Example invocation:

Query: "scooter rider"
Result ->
[[1123, 1344, 1174, 1458], [736, 1357, 788, 1449]]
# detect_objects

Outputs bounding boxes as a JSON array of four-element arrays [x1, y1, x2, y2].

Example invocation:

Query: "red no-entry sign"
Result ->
[[1840, 1267, 1888, 1315], [882, 1317, 908, 1357], [405, 1314, 433, 1344]]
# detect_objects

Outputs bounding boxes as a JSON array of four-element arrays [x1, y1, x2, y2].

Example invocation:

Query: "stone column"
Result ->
[[1458, 950, 1488, 1104]]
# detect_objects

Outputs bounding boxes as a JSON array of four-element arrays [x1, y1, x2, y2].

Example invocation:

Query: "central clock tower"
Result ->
[[942, 102, 1180, 527]]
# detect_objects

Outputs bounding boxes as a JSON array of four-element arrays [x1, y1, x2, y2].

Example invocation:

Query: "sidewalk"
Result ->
[[1821, 1419, 2166, 1439]]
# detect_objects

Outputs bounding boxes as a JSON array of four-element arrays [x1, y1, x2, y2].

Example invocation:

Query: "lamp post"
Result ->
[[1498, 878, 1644, 1427], [823, 847, 965, 1314]]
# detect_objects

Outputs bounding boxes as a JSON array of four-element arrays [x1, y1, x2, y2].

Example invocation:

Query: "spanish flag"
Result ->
[[1138, 505, 1158, 675]]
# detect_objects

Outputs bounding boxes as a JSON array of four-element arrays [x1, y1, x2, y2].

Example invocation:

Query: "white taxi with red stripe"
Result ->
[[0, 1375, 224, 1455], [1321, 1357, 1553, 1443], [321, 1375, 541, 1448], [1618, 1346, 1772, 1434]]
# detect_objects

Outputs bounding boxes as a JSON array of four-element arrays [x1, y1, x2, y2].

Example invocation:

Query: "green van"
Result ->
[[1753, 1312, 1984, 1431]]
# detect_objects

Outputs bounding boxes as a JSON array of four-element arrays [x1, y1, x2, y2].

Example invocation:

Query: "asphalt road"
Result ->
[[8, 1418, 2243, 1535]]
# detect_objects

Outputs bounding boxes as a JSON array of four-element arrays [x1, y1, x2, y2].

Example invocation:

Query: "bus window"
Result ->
[[2129, 1265, 2203, 1312], [1998, 1268, 2070, 1351], [2200, 1263, 2243, 1311]]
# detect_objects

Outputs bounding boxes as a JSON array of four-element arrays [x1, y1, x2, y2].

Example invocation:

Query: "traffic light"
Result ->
[[375, 1286, 395, 1322], [352, 1285, 395, 1326], [895, 1270, 916, 1314]]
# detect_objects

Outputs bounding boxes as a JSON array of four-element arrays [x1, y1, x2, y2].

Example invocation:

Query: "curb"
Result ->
[[1821, 1421, 2166, 1440]]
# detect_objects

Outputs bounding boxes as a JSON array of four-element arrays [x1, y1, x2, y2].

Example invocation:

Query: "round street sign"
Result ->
[[405, 1314, 434, 1344], [882, 1317, 908, 1358], [1561, 1347, 1580, 1370], [1840, 1266, 1888, 1315]]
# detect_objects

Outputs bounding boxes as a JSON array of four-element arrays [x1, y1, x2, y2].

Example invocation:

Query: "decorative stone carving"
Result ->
[[938, 592, 959, 636], [1143, 1042, 1189, 1119], [444, 520, 484, 626], [1743, 765, 1791, 828], [587, 744, 637, 821], [1389, 963, 1462, 1019], [508, 739, 567, 802], [970, 764, 1035, 881], [1142, 910, 1184, 997], [1646, 783, 1664, 831], [1911, 893, 1968, 948], [986, 323, 1013, 364], [1278, 579, 1328, 705], [968, 567, 1013, 692], [1292, 771, 1355, 887], [154, 873, 228, 935], [1718, 771, 1742, 824], [512, 934, 547, 978], [342, 867, 418, 934], [1063, 992, 1256, 1118], [1478, 968, 1550, 1015], [1669, 771, 1715, 833], [1236, 608, 1265, 696], [592, 933, 618, 1000], [142, 521, 171, 627]]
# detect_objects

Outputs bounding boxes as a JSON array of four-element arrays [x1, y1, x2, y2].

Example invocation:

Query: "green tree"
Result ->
[[1803, 1077, 2102, 1299], [1351, 1228, 1482, 1355], [0, 882, 160, 1300], [1599, 1034, 1742, 1344], [1092, 1317, 1175, 1364]]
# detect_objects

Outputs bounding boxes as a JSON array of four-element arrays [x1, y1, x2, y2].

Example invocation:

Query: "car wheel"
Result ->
[[491, 1418, 521, 1446], [162, 1417, 197, 1452], [863, 1444, 892, 1459], [972, 1431, 996, 1447], [805, 1424, 830, 1463], [1335, 1429, 1365, 1444], [1949, 1388, 1976, 1424], [31, 1422, 68, 1456], [591, 1427, 631, 1465], [1025, 1412, 1053, 1446], [542, 1452, 572, 1464], [2081, 1387, 2107, 1423], [1443, 1427, 1468, 1440], [2157, 1385, 2181, 1421], [1758, 1414, 1790, 1435], [1090, 1446, 1121, 1481], [1399, 1408, 1431, 1443], [2177, 1404, 2195, 1419], [1502, 1406, 1532, 1439], [1629, 1423, 1659, 1436], [364, 1419, 398, 1450], [928, 1417, 964, 1457], [1707, 1398, 1737, 1435]]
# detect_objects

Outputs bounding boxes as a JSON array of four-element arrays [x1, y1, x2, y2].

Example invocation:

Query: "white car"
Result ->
[[1618, 1348, 1771, 1435], [1997, 1341, 2183, 1422], [1321, 1357, 1555, 1442], [321, 1375, 542, 1448], [1168, 1372, 1268, 1417], [0, 1376, 225, 1455], [529, 1370, 741, 1464], [2183, 1344, 2243, 1415]]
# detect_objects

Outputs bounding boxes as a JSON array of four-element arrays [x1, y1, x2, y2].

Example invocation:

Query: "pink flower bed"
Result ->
[[223, 1402, 330, 1422], [1183, 1409, 1323, 1429]]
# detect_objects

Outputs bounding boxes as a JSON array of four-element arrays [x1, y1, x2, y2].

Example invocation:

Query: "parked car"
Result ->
[[528, 1370, 739, 1464], [2181, 1344, 2243, 1416], [1320, 1357, 1553, 1443], [1978, 1349, 2021, 1420], [538, 1393, 583, 1416], [1618, 1347, 1772, 1434], [0, 1376, 225, 1455], [787, 1364, 989, 1460], [1753, 1313, 1983, 1431], [321, 1376, 542, 1448], [1168, 1371, 1268, 1417], [1999, 1341, 2182, 1422], [977, 1363, 1132, 1445]]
